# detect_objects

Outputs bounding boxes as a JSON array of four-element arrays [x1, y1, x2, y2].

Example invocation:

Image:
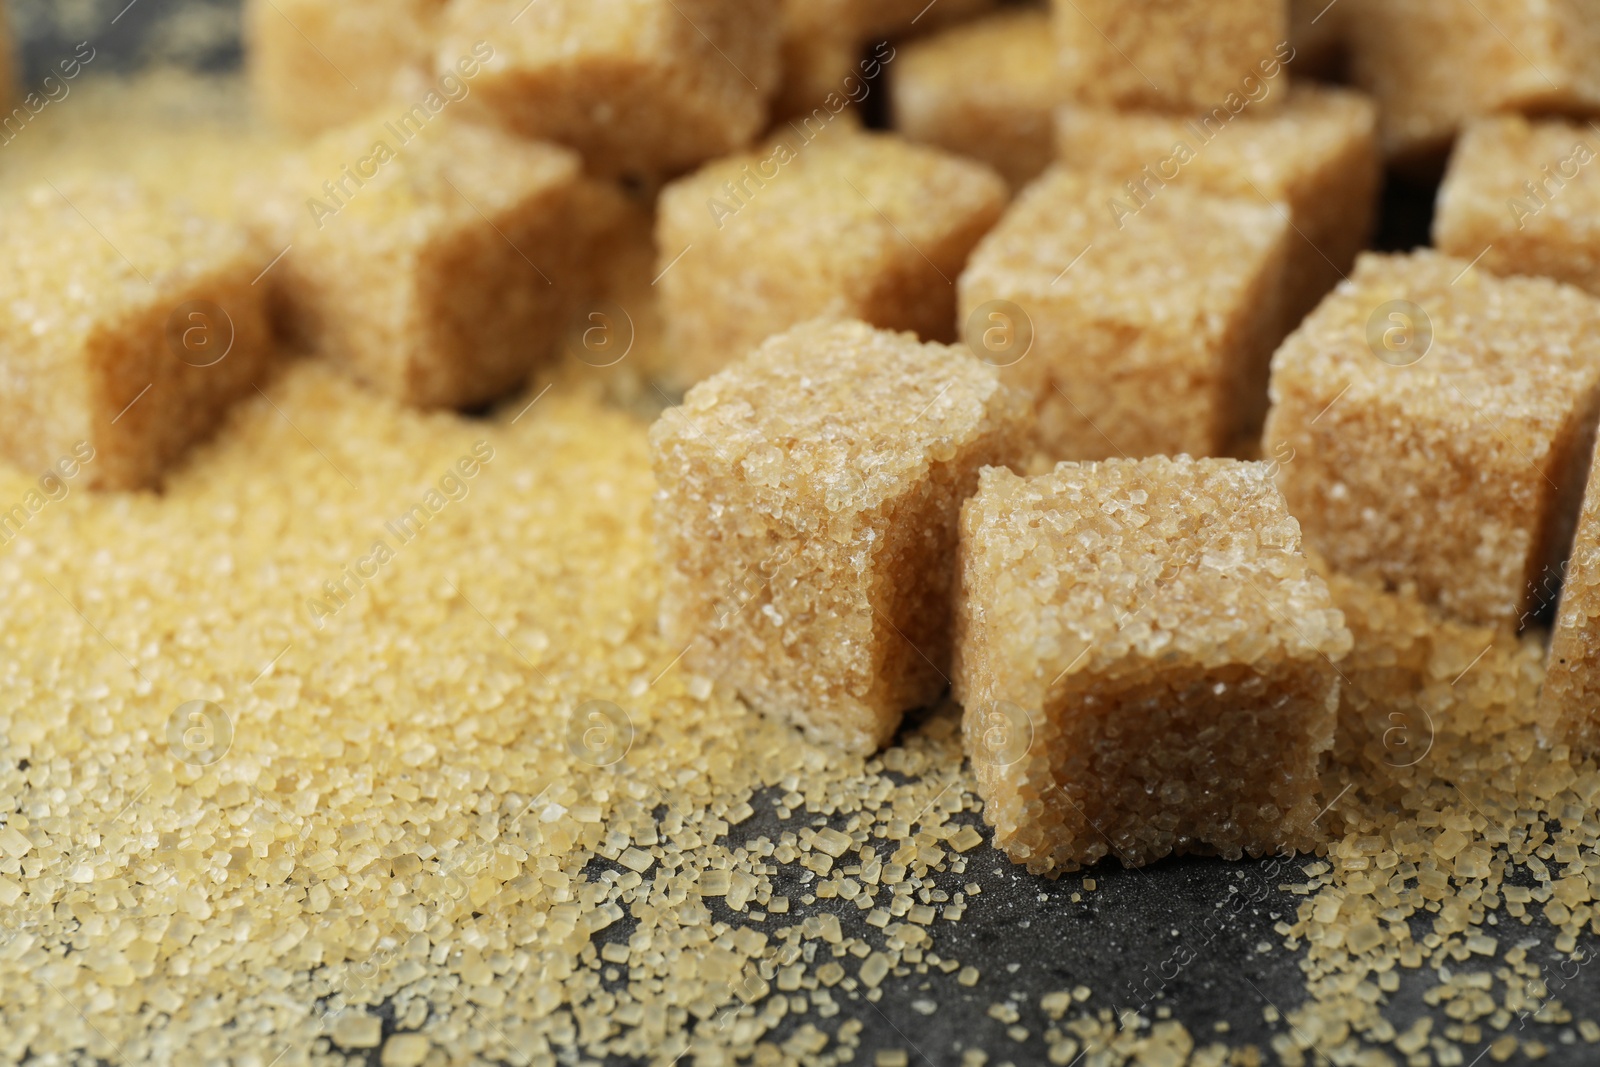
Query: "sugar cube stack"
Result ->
[[0, 178, 275, 490], [958, 166, 1289, 462], [440, 0, 783, 177], [1052, 0, 1291, 114], [955, 458, 1351, 874], [248, 117, 622, 411], [892, 8, 1066, 190], [1346, 0, 1600, 162], [245, 0, 445, 135], [1435, 116, 1600, 299], [1056, 85, 1379, 331], [651, 319, 1030, 755], [1264, 251, 1600, 629], [657, 124, 1007, 388], [1542, 436, 1600, 756]]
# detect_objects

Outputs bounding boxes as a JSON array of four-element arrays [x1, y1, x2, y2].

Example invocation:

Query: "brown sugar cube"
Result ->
[[1346, 0, 1600, 162], [0, 178, 274, 490], [1541, 436, 1600, 756], [1263, 250, 1600, 629], [657, 125, 1007, 388], [1052, 0, 1292, 114], [1435, 116, 1600, 298], [249, 118, 619, 410], [892, 9, 1066, 190], [954, 458, 1351, 874], [438, 0, 782, 178], [958, 166, 1289, 462], [244, 0, 446, 136], [1056, 84, 1379, 331], [651, 319, 1030, 755]]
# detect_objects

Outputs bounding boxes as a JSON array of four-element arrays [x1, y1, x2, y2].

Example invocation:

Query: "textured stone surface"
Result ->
[[1051, 0, 1290, 114]]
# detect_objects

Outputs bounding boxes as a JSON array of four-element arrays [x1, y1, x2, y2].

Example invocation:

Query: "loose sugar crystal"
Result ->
[[954, 458, 1351, 874], [657, 124, 1007, 388], [958, 166, 1289, 461], [1263, 250, 1600, 628], [244, 0, 446, 136], [439, 0, 782, 177], [1056, 84, 1378, 330], [893, 9, 1066, 190], [651, 319, 1030, 754], [1435, 115, 1600, 298], [248, 117, 620, 410], [1346, 0, 1600, 161], [0, 177, 275, 490], [1051, 0, 1292, 114]]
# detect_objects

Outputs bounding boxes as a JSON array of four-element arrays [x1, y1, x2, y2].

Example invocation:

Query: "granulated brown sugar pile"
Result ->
[[3, 1, 1600, 1065], [0, 360, 1595, 1066]]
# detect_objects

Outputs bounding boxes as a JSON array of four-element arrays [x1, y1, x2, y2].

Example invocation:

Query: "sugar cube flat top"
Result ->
[[662, 125, 1006, 276], [1052, 0, 1290, 113], [1056, 84, 1375, 205], [439, 0, 782, 174], [1435, 115, 1600, 296], [8, 7, 1600, 1066], [1, 178, 254, 338], [961, 167, 1285, 331], [245, 0, 446, 135], [253, 116, 583, 253], [958, 459, 1348, 690], [897, 8, 1062, 116], [1268, 250, 1600, 433], [654, 320, 1022, 524]]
